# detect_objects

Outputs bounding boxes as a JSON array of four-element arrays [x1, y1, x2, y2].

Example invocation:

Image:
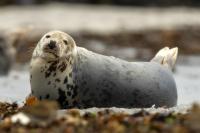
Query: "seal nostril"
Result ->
[[48, 40, 56, 49]]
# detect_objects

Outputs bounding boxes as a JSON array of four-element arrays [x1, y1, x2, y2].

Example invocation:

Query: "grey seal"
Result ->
[[30, 31, 178, 109]]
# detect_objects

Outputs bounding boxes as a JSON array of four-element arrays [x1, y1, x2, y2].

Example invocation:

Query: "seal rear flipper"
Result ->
[[151, 47, 178, 70]]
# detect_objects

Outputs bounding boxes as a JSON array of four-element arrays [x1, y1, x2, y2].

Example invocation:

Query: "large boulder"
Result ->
[[0, 33, 15, 75]]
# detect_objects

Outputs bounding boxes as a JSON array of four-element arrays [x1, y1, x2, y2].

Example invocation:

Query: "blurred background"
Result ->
[[0, 0, 199, 106]]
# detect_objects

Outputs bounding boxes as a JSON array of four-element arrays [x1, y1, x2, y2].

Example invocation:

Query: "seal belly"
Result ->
[[30, 58, 60, 100], [73, 48, 177, 108]]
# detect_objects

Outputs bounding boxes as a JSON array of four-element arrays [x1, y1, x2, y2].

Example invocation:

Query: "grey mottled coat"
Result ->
[[72, 48, 177, 108]]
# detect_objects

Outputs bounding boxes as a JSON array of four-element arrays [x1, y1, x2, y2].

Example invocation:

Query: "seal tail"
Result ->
[[151, 47, 178, 70]]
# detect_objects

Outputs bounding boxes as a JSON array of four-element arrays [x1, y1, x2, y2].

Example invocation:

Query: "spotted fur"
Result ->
[[30, 31, 78, 109]]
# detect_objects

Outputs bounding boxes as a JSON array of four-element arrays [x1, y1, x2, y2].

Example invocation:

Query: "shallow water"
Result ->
[[0, 70, 30, 104], [175, 65, 200, 105], [0, 61, 199, 106]]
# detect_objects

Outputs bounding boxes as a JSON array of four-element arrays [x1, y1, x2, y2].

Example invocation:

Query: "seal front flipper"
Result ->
[[151, 47, 178, 70]]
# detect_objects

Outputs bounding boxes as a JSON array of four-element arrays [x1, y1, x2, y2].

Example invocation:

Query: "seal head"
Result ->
[[32, 31, 77, 61], [30, 31, 78, 108]]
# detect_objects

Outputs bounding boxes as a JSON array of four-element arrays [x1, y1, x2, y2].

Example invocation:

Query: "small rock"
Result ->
[[22, 100, 59, 126], [11, 113, 30, 125]]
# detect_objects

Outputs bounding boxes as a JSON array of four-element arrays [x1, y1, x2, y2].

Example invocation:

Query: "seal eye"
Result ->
[[63, 40, 68, 45], [46, 35, 51, 38]]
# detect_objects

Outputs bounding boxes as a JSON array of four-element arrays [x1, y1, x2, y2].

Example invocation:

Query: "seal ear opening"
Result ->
[[151, 47, 178, 70]]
